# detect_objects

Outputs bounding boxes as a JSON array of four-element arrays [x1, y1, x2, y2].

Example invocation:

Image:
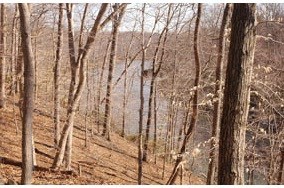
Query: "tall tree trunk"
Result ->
[[206, 3, 232, 185], [0, 4, 6, 108], [96, 39, 111, 133], [121, 55, 128, 138], [54, 3, 63, 148], [18, 3, 35, 185], [33, 36, 37, 103], [52, 3, 126, 170], [143, 5, 172, 162], [167, 3, 202, 185], [65, 3, 89, 170], [102, 4, 126, 140], [217, 3, 256, 185], [153, 83, 157, 164], [53, 3, 107, 170], [138, 4, 146, 184], [64, 3, 78, 171], [9, 4, 18, 96], [16, 34, 24, 95]]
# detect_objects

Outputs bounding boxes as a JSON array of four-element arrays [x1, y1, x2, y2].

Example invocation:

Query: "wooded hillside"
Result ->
[[0, 3, 283, 185]]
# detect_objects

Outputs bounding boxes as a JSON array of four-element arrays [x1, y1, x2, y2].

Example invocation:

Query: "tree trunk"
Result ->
[[52, 3, 126, 170], [143, 5, 172, 162], [9, 4, 18, 96], [102, 4, 126, 140], [0, 4, 6, 108], [206, 3, 232, 185], [54, 3, 63, 148], [277, 149, 284, 184], [153, 83, 158, 164], [167, 3, 202, 185], [96, 39, 111, 133], [18, 3, 35, 185], [64, 3, 78, 171], [121, 56, 128, 138], [84, 61, 90, 147], [138, 5, 147, 184], [33, 37, 37, 103], [217, 3, 256, 185]]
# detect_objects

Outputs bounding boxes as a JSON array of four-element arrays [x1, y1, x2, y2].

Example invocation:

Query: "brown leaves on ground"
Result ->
[[0, 97, 204, 184]]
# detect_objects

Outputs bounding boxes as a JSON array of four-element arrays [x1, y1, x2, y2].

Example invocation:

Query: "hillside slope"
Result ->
[[0, 97, 204, 184]]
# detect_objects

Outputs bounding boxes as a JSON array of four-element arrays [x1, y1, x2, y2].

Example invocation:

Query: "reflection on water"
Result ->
[[111, 60, 168, 135]]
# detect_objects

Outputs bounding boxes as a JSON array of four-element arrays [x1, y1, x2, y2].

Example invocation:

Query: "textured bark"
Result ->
[[16, 35, 24, 95], [167, 3, 202, 185], [18, 3, 35, 185], [54, 3, 63, 148], [138, 4, 147, 184], [121, 51, 128, 138], [206, 4, 232, 185], [96, 39, 111, 133], [8, 4, 18, 96], [64, 3, 78, 171], [217, 3, 256, 185], [153, 84, 158, 164], [102, 4, 126, 140], [0, 4, 6, 108], [278, 149, 284, 184]]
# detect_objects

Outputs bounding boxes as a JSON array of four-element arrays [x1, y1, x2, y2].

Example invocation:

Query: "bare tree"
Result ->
[[0, 4, 6, 108], [218, 3, 257, 185], [52, 3, 127, 170], [18, 3, 35, 185], [167, 3, 202, 185], [138, 4, 146, 184], [53, 3, 63, 148], [64, 3, 78, 170], [95, 38, 111, 133], [206, 3, 232, 185], [102, 3, 127, 140], [142, 4, 174, 162]]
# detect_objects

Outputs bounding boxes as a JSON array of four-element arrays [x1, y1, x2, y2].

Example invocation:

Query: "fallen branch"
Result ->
[[0, 156, 77, 176]]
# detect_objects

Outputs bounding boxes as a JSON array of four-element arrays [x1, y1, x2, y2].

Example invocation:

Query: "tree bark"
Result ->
[[206, 3, 232, 185], [277, 149, 284, 184], [167, 3, 202, 185], [64, 3, 78, 171], [102, 4, 126, 140], [54, 3, 63, 148], [8, 4, 18, 96], [96, 39, 111, 133], [217, 3, 256, 185], [0, 4, 6, 108], [18, 3, 35, 185], [138, 4, 147, 184]]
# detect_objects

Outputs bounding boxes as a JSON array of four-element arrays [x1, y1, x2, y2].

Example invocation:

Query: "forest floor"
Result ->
[[0, 96, 205, 185]]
